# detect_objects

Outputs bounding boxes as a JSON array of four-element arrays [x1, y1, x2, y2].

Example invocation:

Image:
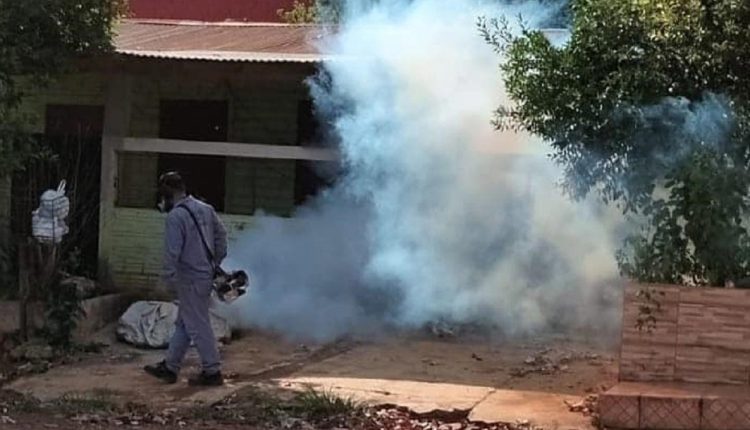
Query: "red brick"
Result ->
[[640, 395, 700, 430], [625, 283, 682, 304], [619, 343, 676, 382], [677, 303, 750, 352], [702, 397, 750, 430], [679, 287, 750, 308], [674, 346, 750, 385], [598, 389, 640, 429]]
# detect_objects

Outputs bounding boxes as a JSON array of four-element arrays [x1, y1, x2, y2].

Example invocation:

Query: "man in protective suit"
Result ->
[[144, 172, 228, 386]]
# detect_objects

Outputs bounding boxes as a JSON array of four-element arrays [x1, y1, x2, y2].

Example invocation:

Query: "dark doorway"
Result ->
[[295, 100, 333, 206], [157, 154, 226, 211], [159, 100, 228, 142], [297, 99, 321, 146], [158, 100, 228, 211], [11, 104, 104, 278], [294, 161, 336, 206]]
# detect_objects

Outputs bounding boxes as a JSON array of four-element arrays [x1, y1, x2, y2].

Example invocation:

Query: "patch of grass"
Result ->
[[90, 388, 121, 397], [0, 390, 119, 417], [191, 385, 363, 426], [191, 386, 288, 425], [47, 391, 119, 416], [290, 387, 363, 422]]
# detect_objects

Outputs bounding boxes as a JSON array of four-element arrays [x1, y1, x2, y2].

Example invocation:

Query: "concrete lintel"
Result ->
[[118, 137, 340, 162]]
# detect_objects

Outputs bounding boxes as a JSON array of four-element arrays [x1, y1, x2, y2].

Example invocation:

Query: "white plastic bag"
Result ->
[[32, 180, 70, 244], [117, 301, 232, 349], [31, 214, 68, 243], [39, 180, 69, 219]]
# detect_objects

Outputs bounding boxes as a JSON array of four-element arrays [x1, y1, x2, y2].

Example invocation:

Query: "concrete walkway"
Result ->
[[7, 332, 608, 429], [278, 376, 594, 430]]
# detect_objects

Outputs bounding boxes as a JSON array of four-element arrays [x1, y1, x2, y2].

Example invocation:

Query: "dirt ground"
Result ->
[[290, 333, 616, 394], [1, 327, 617, 429], [282, 333, 616, 429], [5, 326, 338, 406], [1, 416, 260, 430]]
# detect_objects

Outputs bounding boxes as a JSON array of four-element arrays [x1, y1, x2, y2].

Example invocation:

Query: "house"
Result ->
[[0, 15, 569, 294], [0, 19, 334, 290]]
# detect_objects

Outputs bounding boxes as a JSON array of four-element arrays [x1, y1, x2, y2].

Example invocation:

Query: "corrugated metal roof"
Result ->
[[113, 20, 568, 64], [114, 19, 328, 63]]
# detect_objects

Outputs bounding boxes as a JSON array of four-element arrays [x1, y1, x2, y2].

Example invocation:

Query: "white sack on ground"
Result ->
[[117, 301, 231, 349]]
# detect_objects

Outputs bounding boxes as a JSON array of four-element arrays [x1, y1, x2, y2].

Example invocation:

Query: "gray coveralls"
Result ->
[[162, 196, 228, 375]]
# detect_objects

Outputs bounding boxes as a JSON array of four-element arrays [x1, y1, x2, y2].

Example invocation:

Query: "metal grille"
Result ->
[[11, 134, 102, 280], [641, 397, 700, 430], [598, 394, 640, 429], [702, 398, 750, 430]]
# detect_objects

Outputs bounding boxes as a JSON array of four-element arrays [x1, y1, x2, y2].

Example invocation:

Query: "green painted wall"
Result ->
[[12, 68, 311, 290], [229, 84, 302, 145], [107, 72, 308, 289], [119, 74, 303, 216], [17, 73, 107, 133], [128, 76, 304, 143], [101, 208, 258, 289], [224, 158, 296, 216]]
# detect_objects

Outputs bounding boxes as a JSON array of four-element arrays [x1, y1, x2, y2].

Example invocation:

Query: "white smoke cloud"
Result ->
[[223, 0, 623, 342]]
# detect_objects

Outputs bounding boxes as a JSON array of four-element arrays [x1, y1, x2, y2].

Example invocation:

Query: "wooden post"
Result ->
[[17, 239, 60, 340], [17, 242, 30, 340], [37, 242, 58, 292]]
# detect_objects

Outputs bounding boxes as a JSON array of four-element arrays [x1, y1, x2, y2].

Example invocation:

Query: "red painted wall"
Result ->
[[128, 0, 298, 22]]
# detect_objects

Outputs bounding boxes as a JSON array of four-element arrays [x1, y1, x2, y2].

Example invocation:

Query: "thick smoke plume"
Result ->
[[223, 0, 622, 342]]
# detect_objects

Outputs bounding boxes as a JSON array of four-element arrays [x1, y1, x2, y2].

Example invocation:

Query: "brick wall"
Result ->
[[225, 158, 296, 216], [117, 152, 158, 208], [620, 283, 750, 385], [101, 207, 257, 289], [229, 84, 302, 145]]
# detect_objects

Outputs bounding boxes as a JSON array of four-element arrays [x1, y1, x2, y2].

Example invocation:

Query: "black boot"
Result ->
[[144, 361, 178, 384], [188, 371, 223, 387]]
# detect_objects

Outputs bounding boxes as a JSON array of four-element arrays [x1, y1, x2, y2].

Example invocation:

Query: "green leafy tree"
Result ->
[[277, 0, 342, 24], [481, 0, 750, 286], [0, 0, 123, 343], [278, 0, 318, 23], [0, 0, 124, 177]]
